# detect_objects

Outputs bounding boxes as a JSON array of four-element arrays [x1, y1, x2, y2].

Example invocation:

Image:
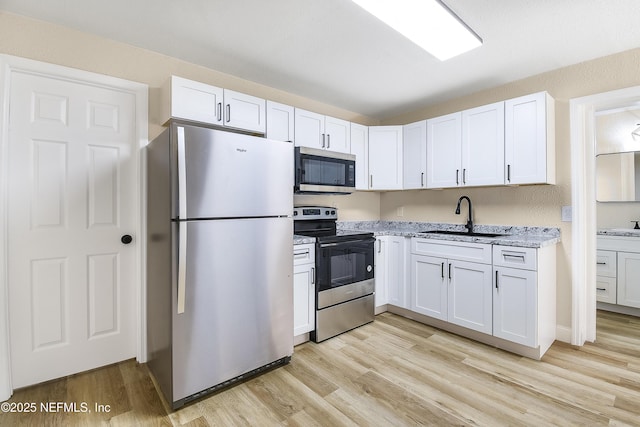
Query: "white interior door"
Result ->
[[7, 70, 138, 388]]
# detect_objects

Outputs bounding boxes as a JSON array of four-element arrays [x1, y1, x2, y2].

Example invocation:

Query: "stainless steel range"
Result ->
[[293, 206, 375, 342]]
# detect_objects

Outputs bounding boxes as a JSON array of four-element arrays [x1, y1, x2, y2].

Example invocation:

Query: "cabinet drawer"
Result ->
[[493, 245, 536, 271], [411, 238, 491, 264], [293, 244, 315, 266], [596, 276, 617, 304], [596, 250, 616, 277]]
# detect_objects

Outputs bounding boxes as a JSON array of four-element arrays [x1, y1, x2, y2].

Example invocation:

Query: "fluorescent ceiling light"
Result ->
[[351, 0, 482, 60]]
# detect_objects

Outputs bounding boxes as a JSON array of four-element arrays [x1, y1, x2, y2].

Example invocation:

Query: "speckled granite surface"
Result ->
[[293, 235, 316, 245], [597, 228, 640, 238], [337, 221, 561, 248]]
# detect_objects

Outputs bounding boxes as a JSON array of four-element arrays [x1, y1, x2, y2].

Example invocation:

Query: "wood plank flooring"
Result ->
[[1, 310, 639, 426]]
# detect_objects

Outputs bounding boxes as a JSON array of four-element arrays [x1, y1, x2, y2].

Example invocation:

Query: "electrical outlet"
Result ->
[[561, 206, 572, 222], [397, 206, 404, 217]]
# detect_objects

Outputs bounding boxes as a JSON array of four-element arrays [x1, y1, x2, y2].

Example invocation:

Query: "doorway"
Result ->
[[0, 55, 148, 400], [570, 84, 640, 346]]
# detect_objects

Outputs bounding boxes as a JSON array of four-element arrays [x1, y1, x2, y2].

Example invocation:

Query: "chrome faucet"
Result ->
[[455, 196, 473, 233]]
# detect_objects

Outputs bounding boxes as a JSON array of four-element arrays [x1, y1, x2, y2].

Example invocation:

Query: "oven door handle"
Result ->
[[319, 238, 374, 248]]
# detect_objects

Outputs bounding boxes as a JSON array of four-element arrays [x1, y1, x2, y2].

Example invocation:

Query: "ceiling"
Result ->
[[2, 0, 640, 120]]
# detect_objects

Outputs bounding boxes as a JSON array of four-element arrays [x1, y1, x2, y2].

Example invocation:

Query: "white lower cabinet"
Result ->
[[617, 251, 640, 308], [492, 245, 556, 353], [375, 236, 409, 310], [404, 238, 557, 358], [596, 236, 640, 310], [410, 239, 493, 334], [293, 244, 315, 336]]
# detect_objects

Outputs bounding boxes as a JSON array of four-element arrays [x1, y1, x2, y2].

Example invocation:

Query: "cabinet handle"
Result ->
[[463, 168, 467, 184], [503, 253, 526, 262], [327, 134, 331, 148], [448, 263, 452, 280], [456, 169, 459, 185], [495, 270, 499, 289], [217, 102, 222, 122], [441, 262, 444, 279], [421, 172, 425, 187], [596, 287, 606, 291], [311, 267, 315, 284], [322, 133, 326, 148], [370, 174, 373, 188], [596, 261, 607, 265], [507, 164, 511, 182], [226, 104, 231, 123], [378, 239, 382, 253]]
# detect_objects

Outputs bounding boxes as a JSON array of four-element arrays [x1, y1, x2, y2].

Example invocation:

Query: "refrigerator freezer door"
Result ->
[[174, 124, 293, 219], [171, 217, 293, 402]]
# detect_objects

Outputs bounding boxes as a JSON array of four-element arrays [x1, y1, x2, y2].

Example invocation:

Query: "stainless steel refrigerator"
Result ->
[[146, 121, 294, 409]]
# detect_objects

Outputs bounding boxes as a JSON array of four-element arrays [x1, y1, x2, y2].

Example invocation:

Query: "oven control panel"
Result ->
[[293, 206, 337, 220]]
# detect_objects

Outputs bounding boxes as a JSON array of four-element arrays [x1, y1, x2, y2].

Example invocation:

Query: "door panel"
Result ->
[[8, 71, 138, 388], [411, 255, 447, 320], [179, 125, 293, 219], [172, 217, 293, 400]]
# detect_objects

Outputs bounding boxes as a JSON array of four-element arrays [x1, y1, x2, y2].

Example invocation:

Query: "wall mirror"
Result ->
[[595, 106, 640, 202]]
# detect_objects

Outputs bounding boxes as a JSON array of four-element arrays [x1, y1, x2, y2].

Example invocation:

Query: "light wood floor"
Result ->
[[1, 310, 639, 426]]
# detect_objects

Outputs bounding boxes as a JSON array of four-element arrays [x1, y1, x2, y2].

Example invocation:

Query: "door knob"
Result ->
[[121, 235, 133, 244]]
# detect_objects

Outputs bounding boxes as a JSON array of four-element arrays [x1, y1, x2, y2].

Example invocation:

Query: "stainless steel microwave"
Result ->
[[294, 147, 356, 194]]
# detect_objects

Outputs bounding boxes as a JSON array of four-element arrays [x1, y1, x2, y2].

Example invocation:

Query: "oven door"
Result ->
[[316, 237, 375, 294]]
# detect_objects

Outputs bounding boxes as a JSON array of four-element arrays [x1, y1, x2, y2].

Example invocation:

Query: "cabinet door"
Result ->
[[596, 250, 616, 277], [493, 266, 537, 347], [410, 254, 447, 320], [293, 263, 315, 336], [223, 89, 266, 133], [368, 126, 403, 190], [505, 92, 554, 184], [448, 260, 493, 334], [386, 236, 408, 309], [403, 120, 427, 189], [375, 237, 387, 308], [169, 76, 223, 125], [462, 102, 505, 186], [427, 112, 461, 188], [617, 251, 640, 308], [325, 116, 351, 154], [295, 108, 325, 149], [350, 123, 369, 190], [596, 275, 617, 304], [266, 101, 294, 142]]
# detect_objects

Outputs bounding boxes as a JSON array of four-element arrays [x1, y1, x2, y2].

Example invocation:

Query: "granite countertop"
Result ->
[[337, 221, 561, 248], [597, 228, 640, 238], [293, 235, 316, 245]]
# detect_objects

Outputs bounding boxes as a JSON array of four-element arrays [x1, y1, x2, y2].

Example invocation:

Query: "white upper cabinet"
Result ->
[[427, 102, 505, 189], [223, 89, 267, 133], [368, 126, 403, 190], [294, 108, 351, 153], [504, 92, 555, 185], [403, 120, 427, 189], [426, 112, 462, 188], [324, 116, 351, 153], [462, 101, 505, 186], [350, 123, 369, 190], [161, 76, 266, 133], [266, 101, 294, 142], [162, 76, 224, 126]]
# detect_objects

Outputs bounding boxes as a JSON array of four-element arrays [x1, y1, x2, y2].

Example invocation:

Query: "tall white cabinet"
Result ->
[[403, 120, 427, 189], [368, 126, 403, 190], [293, 244, 315, 337], [504, 92, 555, 185], [350, 123, 369, 190]]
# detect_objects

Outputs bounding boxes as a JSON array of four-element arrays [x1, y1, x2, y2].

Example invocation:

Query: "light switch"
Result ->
[[561, 206, 572, 222]]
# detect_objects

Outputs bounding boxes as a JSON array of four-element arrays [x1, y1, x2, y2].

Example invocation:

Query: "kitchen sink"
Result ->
[[420, 230, 506, 238]]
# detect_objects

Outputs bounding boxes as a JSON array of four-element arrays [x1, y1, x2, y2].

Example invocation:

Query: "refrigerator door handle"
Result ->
[[177, 221, 187, 314], [177, 126, 188, 219]]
